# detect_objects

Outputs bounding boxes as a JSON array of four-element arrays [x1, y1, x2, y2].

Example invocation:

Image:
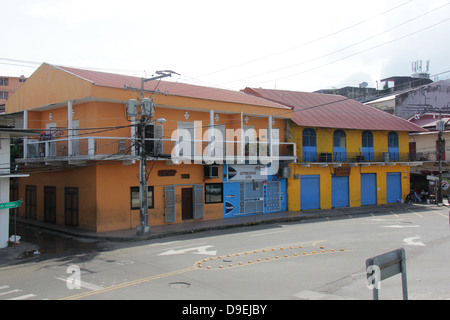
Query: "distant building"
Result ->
[[314, 85, 378, 103], [366, 80, 450, 119], [0, 76, 27, 113]]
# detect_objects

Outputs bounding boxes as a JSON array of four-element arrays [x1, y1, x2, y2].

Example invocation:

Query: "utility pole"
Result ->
[[127, 71, 177, 235]]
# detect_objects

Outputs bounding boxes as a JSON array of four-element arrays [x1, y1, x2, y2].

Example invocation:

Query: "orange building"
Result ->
[[0, 75, 27, 111], [6, 63, 295, 232]]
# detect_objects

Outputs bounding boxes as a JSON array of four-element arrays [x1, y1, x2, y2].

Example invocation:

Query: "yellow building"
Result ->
[[242, 88, 426, 211]]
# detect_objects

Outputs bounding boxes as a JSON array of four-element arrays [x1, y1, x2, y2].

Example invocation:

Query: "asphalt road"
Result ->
[[0, 204, 449, 303]]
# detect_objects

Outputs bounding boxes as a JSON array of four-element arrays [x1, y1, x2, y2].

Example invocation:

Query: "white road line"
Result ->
[[0, 289, 21, 297], [8, 294, 36, 300], [250, 230, 291, 237], [55, 276, 104, 291]]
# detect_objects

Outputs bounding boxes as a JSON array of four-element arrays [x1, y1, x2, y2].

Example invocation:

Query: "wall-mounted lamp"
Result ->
[[49, 113, 53, 121], [184, 112, 189, 120], [215, 114, 220, 122], [244, 115, 249, 124]]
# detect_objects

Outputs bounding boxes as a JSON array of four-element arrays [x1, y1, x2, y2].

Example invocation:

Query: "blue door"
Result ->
[[301, 175, 320, 210], [386, 173, 402, 203], [332, 176, 349, 208], [361, 173, 377, 205]]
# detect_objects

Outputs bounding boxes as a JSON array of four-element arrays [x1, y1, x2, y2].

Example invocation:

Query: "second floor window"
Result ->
[[303, 128, 316, 161], [333, 130, 346, 161], [362, 131, 374, 161], [388, 132, 399, 161]]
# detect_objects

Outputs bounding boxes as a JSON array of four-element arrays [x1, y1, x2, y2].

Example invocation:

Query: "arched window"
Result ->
[[362, 131, 374, 161], [302, 128, 317, 161], [388, 132, 399, 161], [333, 130, 347, 161]]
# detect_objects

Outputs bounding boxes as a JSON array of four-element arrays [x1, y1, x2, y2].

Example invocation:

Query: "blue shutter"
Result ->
[[300, 175, 320, 210], [386, 173, 402, 203], [332, 176, 349, 208], [361, 173, 377, 205]]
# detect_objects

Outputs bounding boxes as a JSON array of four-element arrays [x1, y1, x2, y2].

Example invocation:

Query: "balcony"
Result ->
[[17, 136, 297, 165], [297, 151, 415, 166]]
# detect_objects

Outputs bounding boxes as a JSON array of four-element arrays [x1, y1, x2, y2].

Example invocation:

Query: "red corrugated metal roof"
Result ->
[[242, 87, 427, 132], [53, 64, 289, 111]]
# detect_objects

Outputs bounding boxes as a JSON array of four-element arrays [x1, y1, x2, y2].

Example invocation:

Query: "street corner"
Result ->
[[0, 241, 41, 267]]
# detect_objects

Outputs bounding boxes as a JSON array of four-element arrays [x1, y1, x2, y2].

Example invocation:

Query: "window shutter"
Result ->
[[194, 184, 204, 220], [164, 185, 175, 222]]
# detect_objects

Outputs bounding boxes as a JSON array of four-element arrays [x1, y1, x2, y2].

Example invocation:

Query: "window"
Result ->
[[303, 128, 316, 147], [130, 186, 154, 210], [0, 78, 8, 86], [205, 183, 223, 204], [25, 185, 37, 219], [0, 91, 8, 99], [388, 132, 399, 148], [362, 131, 374, 148], [333, 130, 346, 148], [388, 132, 399, 161], [302, 128, 317, 161], [144, 124, 163, 157], [333, 130, 347, 161], [362, 130, 374, 161]]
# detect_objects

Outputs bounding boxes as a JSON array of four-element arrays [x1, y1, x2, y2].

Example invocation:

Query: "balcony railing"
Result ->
[[19, 136, 297, 164], [297, 151, 413, 164]]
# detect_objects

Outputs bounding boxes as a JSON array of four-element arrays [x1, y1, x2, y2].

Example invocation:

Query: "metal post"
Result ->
[[133, 71, 176, 236], [136, 118, 150, 236]]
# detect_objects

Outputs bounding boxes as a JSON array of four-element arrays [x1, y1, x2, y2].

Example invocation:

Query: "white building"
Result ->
[[0, 127, 30, 248]]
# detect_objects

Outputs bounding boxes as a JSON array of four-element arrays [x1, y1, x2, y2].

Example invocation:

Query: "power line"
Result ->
[[194, 0, 415, 79]]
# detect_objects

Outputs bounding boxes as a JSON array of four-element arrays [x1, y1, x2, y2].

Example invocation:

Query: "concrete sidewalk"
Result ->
[[0, 203, 425, 267]]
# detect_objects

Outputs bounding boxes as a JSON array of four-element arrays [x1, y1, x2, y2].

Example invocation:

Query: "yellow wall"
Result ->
[[287, 124, 411, 211], [288, 163, 410, 211], [288, 124, 410, 157]]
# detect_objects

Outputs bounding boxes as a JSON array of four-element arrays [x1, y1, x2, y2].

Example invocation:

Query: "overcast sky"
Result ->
[[1, 0, 449, 92]]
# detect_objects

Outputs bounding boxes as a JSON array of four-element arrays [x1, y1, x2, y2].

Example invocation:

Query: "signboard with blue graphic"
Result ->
[[223, 164, 287, 218]]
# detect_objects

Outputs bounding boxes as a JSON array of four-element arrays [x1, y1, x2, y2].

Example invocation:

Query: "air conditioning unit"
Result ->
[[280, 166, 292, 178], [204, 165, 219, 178]]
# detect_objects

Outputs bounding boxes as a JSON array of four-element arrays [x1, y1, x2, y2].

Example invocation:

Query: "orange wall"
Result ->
[[95, 161, 223, 232], [17, 166, 97, 231]]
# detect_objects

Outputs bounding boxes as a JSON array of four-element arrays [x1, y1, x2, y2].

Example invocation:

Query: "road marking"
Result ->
[[250, 229, 291, 237], [429, 209, 448, 218], [158, 245, 217, 256], [382, 225, 420, 228], [408, 209, 423, 218], [403, 237, 425, 246], [8, 294, 36, 300], [0, 289, 21, 297], [60, 266, 196, 300], [55, 276, 104, 291], [390, 211, 401, 219]]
